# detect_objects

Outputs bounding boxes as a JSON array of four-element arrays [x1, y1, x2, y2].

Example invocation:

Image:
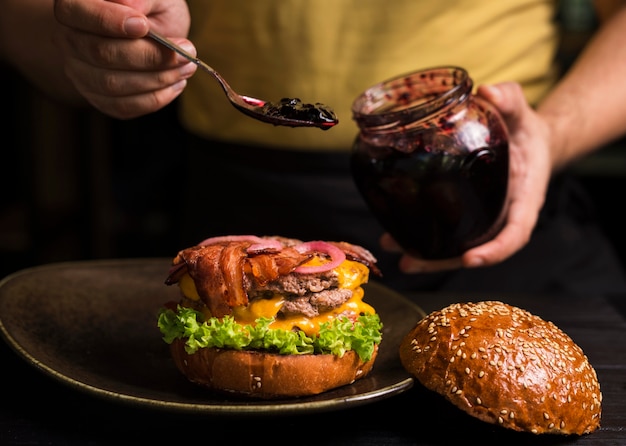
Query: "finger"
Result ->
[[477, 83, 527, 130], [398, 255, 463, 273], [65, 56, 195, 97], [78, 78, 188, 120], [461, 200, 537, 268], [379, 233, 403, 253], [54, 0, 149, 37], [58, 29, 194, 71]]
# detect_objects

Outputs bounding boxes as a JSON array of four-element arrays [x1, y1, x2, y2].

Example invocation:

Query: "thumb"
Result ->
[[476, 82, 528, 132]]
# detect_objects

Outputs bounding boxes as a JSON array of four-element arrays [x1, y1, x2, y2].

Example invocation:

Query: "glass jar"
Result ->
[[351, 67, 509, 260]]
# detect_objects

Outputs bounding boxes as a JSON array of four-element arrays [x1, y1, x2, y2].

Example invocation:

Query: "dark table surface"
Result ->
[[1, 263, 625, 445]]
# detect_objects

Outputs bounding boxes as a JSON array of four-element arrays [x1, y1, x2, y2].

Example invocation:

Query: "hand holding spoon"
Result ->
[[148, 30, 338, 129]]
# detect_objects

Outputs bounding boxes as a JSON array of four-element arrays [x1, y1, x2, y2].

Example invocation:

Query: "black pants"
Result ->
[[180, 135, 626, 297]]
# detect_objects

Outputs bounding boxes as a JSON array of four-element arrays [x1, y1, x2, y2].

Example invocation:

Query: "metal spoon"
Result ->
[[147, 30, 338, 129]]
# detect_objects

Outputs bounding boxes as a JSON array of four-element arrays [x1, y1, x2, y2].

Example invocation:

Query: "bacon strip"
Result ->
[[219, 242, 249, 309], [186, 244, 231, 317]]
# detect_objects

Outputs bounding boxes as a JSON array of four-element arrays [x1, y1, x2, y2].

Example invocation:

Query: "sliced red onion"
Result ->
[[247, 238, 285, 254], [293, 241, 346, 274], [198, 235, 264, 246]]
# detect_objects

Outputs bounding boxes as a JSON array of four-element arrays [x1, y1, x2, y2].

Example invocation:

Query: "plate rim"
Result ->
[[0, 258, 424, 415]]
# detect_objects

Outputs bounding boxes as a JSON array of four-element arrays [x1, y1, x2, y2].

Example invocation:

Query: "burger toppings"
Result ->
[[399, 301, 602, 435], [293, 241, 346, 274], [158, 236, 383, 362]]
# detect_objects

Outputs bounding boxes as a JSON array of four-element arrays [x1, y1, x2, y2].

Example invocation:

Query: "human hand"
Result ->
[[53, 0, 196, 119], [380, 82, 553, 273]]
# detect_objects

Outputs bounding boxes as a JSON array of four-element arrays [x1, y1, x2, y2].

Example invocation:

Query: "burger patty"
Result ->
[[249, 271, 339, 296], [279, 288, 353, 318], [248, 270, 353, 318]]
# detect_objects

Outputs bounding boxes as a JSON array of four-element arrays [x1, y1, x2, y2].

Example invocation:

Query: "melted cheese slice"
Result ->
[[179, 258, 374, 335]]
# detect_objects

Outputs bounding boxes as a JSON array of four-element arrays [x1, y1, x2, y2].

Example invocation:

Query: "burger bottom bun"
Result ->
[[399, 301, 601, 435], [170, 339, 378, 399]]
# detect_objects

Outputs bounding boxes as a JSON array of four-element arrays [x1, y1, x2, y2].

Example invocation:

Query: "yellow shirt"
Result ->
[[181, 0, 559, 151]]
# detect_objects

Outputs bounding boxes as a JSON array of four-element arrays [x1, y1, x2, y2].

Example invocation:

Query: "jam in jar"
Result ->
[[351, 67, 509, 260]]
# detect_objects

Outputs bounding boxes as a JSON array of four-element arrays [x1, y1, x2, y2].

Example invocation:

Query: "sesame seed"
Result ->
[[509, 412, 515, 419], [451, 386, 458, 393], [478, 371, 485, 378], [498, 417, 504, 424], [476, 397, 482, 405], [471, 352, 477, 359], [560, 421, 566, 429], [465, 367, 470, 375], [455, 389, 462, 395], [548, 423, 555, 429], [544, 412, 550, 420]]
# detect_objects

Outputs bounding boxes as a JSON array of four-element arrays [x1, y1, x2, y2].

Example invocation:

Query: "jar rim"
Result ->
[[351, 66, 471, 128]]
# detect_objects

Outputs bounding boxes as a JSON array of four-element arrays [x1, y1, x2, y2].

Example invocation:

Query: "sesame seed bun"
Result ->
[[399, 301, 601, 435]]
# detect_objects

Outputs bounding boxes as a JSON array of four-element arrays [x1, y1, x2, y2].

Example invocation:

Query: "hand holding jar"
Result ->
[[351, 67, 551, 272]]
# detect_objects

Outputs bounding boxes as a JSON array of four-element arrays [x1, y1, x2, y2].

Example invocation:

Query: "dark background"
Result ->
[[2, 2, 625, 280]]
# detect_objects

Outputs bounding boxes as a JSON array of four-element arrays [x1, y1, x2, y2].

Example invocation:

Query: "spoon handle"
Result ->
[[147, 30, 219, 77]]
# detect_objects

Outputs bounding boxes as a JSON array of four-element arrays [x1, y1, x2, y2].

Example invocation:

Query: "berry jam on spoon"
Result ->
[[148, 31, 338, 130]]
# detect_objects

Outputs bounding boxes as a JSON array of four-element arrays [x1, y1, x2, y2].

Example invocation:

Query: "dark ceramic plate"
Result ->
[[0, 259, 425, 415]]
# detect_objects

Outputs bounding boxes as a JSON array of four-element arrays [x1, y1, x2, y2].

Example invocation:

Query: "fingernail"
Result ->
[[177, 42, 197, 62], [124, 17, 148, 36], [179, 63, 197, 77]]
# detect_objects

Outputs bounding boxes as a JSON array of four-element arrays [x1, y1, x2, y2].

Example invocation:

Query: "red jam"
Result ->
[[351, 67, 509, 260]]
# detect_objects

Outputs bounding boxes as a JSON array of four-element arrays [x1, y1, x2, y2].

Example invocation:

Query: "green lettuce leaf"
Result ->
[[157, 305, 383, 361]]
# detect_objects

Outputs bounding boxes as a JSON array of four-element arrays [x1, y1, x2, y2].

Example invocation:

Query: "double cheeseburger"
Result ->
[[157, 235, 383, 398], [400, 300, 601, 435]]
